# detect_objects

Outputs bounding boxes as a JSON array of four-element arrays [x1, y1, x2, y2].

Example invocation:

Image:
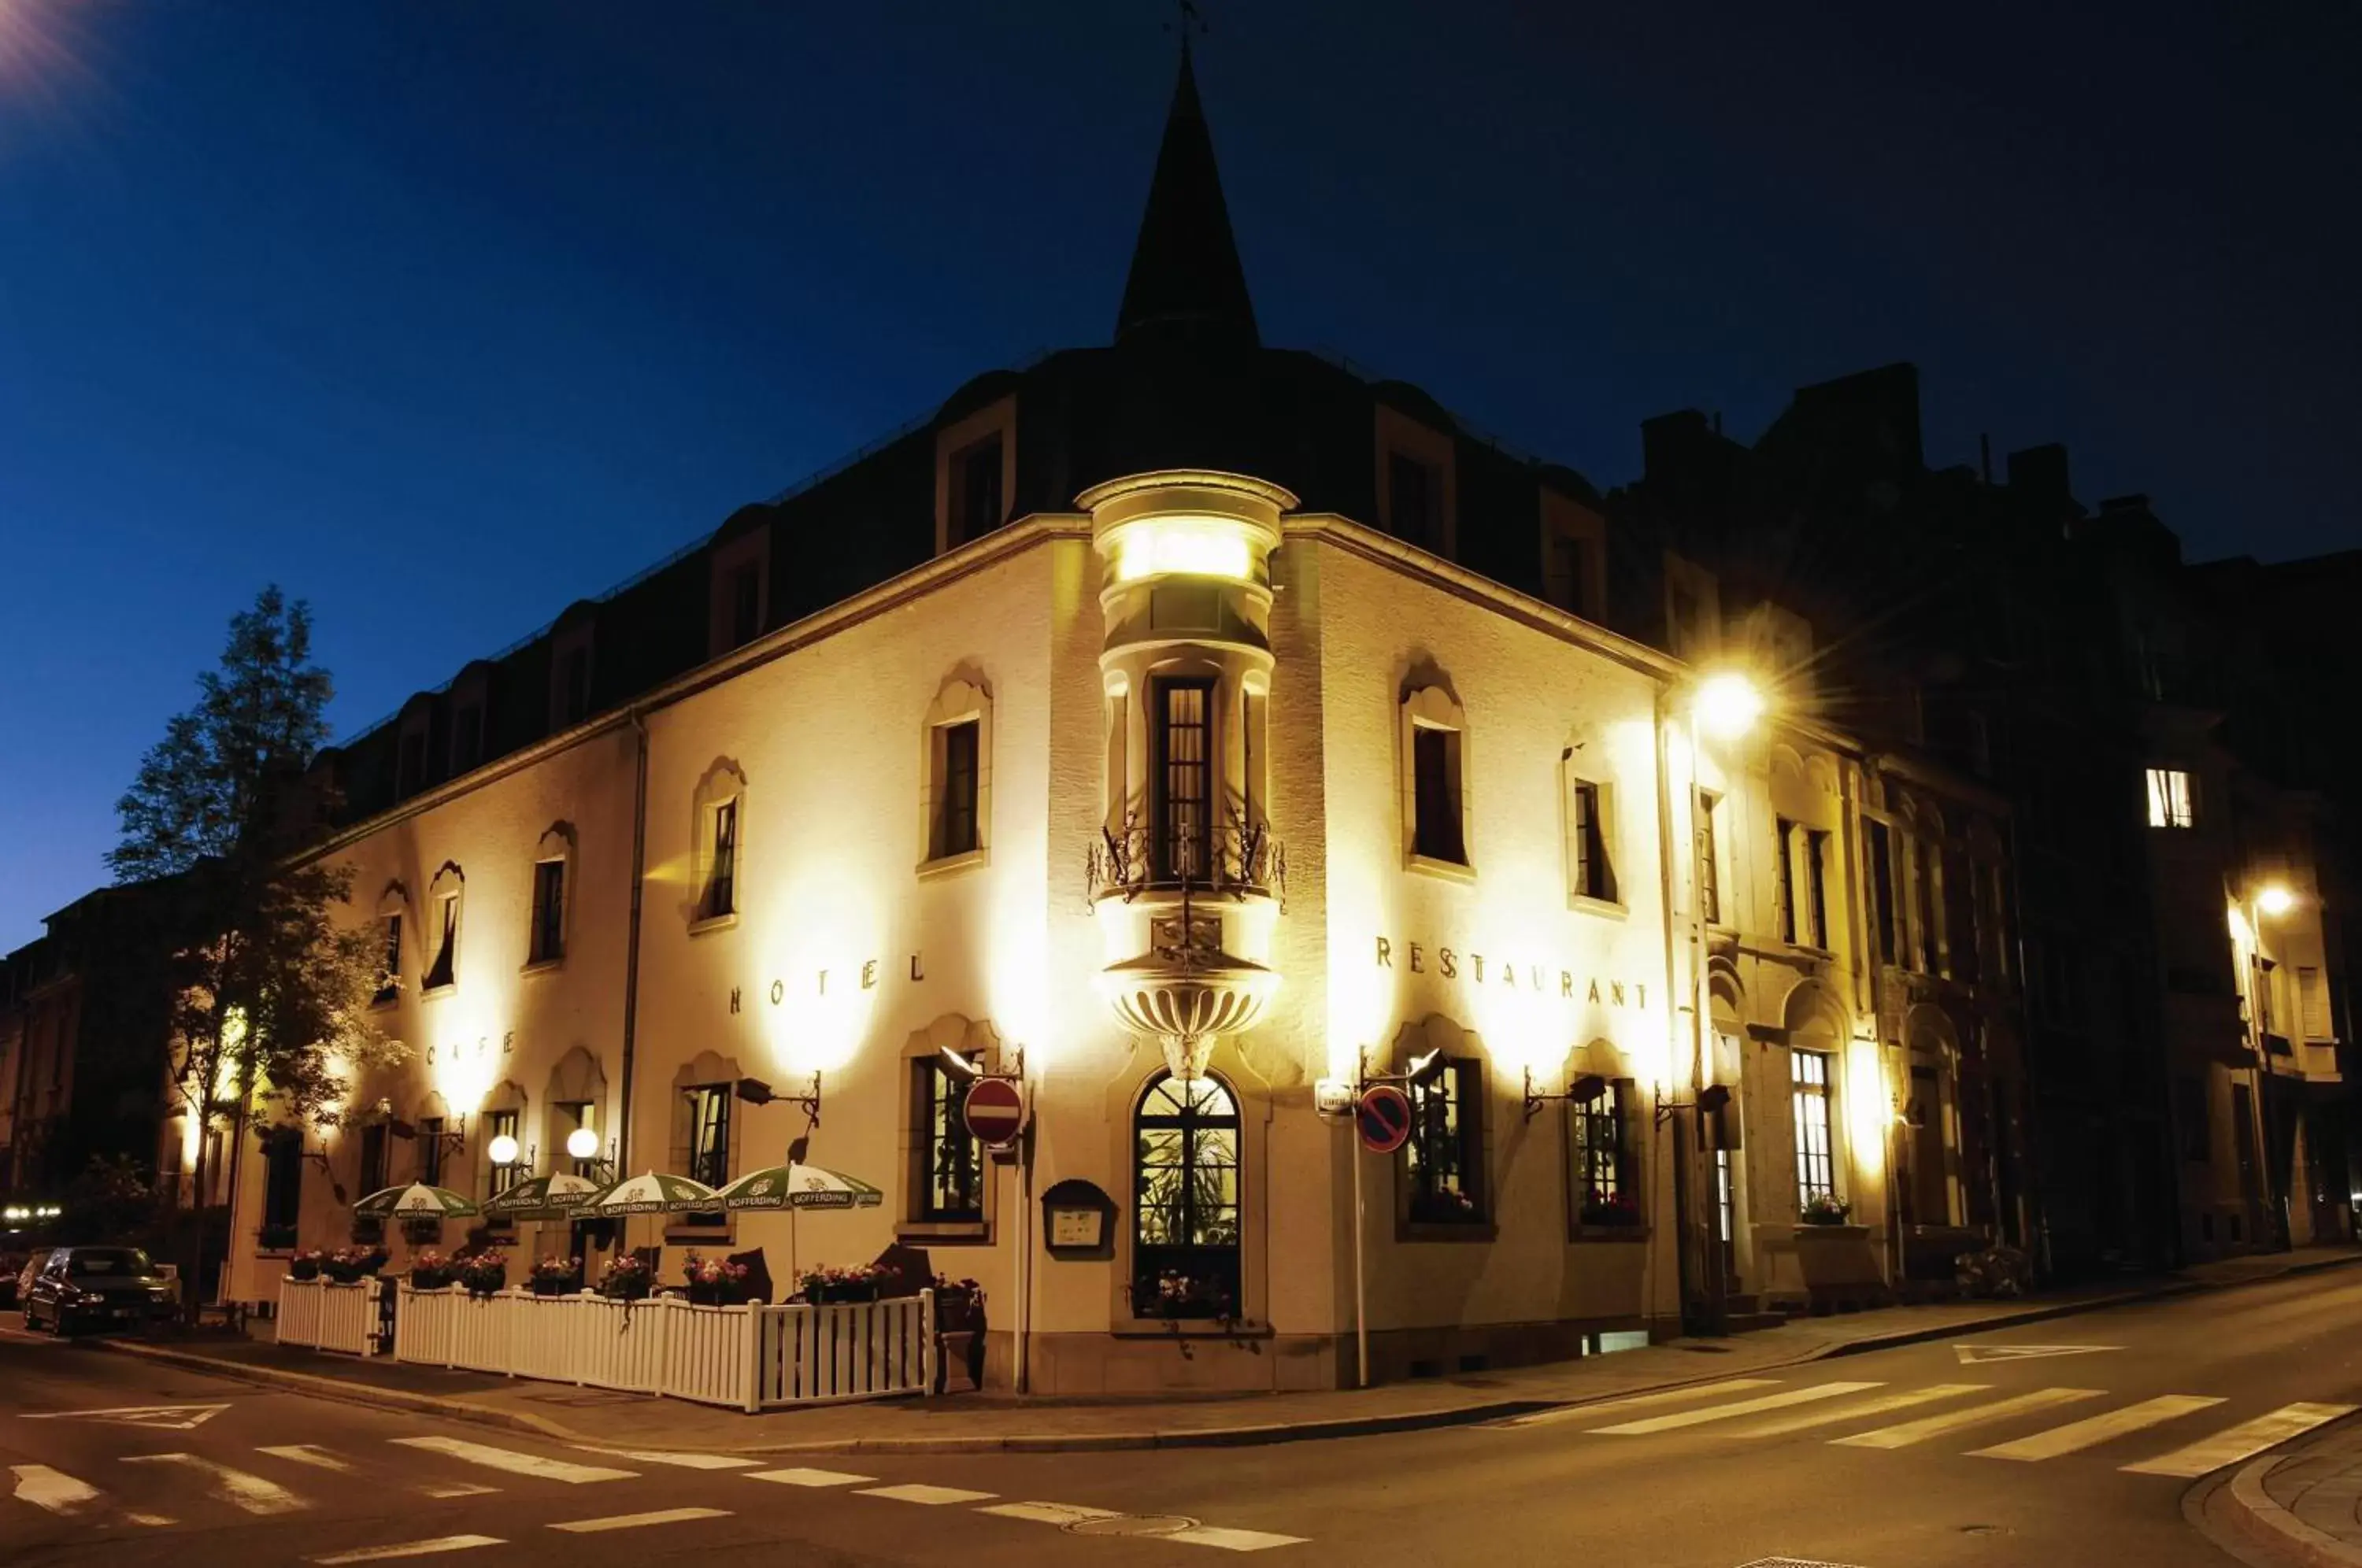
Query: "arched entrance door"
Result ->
[[1132, 1071, 1241, 1318]]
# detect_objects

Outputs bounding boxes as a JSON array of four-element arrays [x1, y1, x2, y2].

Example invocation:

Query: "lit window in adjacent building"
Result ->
[[932, 719, 981, 860], [1791, 1050, 1835, 1207], [1153, 679, 1213, 879], [1696, 790, 1722, 926], [913, 1055, 983, 1222], [2146, 767, 2195, 829], [487, 1109, 521, 1196], [423, 893, 458, 991], [703, 800, 739, 920], [1569, 1079, 1629, 1219], [374, 914, 402, 1004], [1132, 1072, 1241, 1319], [1412, 727, 1467, 865], [683, 1085, 731, 1191], [1568, 778, 1615, 902], [530, 859, 565, 964], [950, 434, 1005, 547], [418, 1116, 446, 1187], [1407, 1058, 1483, 1223]]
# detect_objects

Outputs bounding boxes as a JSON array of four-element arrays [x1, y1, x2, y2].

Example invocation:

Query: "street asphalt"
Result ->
[[8, 1269, 2362, 1566]]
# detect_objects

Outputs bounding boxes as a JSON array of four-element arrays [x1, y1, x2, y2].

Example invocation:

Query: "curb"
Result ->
[[2216, 1455, 2362, 1568], [68, 1251, 2362, 1457]]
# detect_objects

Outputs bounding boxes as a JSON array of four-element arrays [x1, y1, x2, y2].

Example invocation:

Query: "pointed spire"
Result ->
[[1114, 39, 1260, 349]]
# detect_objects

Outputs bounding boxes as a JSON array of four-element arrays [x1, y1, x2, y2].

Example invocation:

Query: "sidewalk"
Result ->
[[2199, 1417, 2362, 1568], [73, 1243, 2362, 1457]]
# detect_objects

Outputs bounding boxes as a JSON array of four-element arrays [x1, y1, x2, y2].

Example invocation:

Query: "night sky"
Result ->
[[2, 1, 2355, 949]]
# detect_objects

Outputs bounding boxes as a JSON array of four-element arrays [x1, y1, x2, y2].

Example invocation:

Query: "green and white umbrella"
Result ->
[[352, 1182, 480, 1219], [579, 1171, 718, 1216], [709, 1163, 883, 1211], [482, 1173, 602, 1220]]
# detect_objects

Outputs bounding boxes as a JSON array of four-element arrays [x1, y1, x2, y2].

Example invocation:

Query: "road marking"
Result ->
[[549, 1507, 733, 1533], [2123, 1402, 2362, 1478], [11, 1464, 100, 1514], [127, 1513, 175, 1526], [21, 1403, 229, 1430], [390, 1437, 635, 1485], [1591, 1381, 1883, 1434], [1492, 1378, 1783, 1429], [1735, 1384, 1991, 1437], [855, 1483, 998, 1505], [587, 1449, 758, 1470], [1168, 1525, 1313, 1551], [1953, 1344, 2120, 1366], [745, 1466, 875, 1487], [311, 1536, 505, 1563], [122, 1453, 306, 1515], [1971, 1394, 2226, 1462], [260, 1445, 354, 1471], [981, 1501, 1127, 1525], [1833, 1387, 2104, 1449], [420, 1484, 498, 1500]]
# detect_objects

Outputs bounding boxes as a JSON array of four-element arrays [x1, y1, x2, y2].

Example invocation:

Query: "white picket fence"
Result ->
[[276, 1278, 381, 1356], [390, 1285, 936, 1411]]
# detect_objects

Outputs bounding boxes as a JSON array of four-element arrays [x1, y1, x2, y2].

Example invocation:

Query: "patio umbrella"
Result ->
[[709, 1163, 884, 1211], [579, 1171, 718, 1216], [482, 1173, 602, 1220], [351, 1182, 480, 1219]]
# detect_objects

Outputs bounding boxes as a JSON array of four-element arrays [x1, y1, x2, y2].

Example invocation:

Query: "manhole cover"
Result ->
[[1067, 1514, 1198, 1538]]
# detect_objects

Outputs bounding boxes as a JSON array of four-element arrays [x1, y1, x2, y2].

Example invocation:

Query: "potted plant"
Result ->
[[528, 1257, 581, 1298], [685, 1253, 752, 1306], [323, 1244, 386, 1284], [287, 1249, 326, 1281], [800, 1263, 886, 1304], [409, 1248, 454, 1289], [1800, 1193, 1853, 1226], [1410, 1187, 1480, 1225], [1579, 1193, 1643, 1229], [598, 1253, 651, 1301], [260, 1222, 300, 1252], [457, 1249, 508, 1298], [1152, 1271, 1234, 1322], [401, 1217, 442, 1248], [930, 1273, 983, 1327]]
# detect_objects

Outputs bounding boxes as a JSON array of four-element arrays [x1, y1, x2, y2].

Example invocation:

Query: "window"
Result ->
[[1668, 584, 1704, 660], [1569, 1080, 1631, 1219], [1387, 450, 1438, 550], [703, 800, 738, 920], [727, 561, 761, 649], [487, 1110, 522, 1196], [1915, 839, 1942, 974], [1568, 778, 1615, 903], [2301, 967, 2332, 1040], [530, 859, 565, 964], [1152, 679, 1214, 879], [557, 645, 590, 727], [932, 719, 981, 860], [1774, 817, 1797, 942], [1695, 790, 1722, 926], [261, 1130, 302, 1239], [1867, 820, 1898, 966], [2256, 958, 2279, 1038], [359, 1124, 388, 1196], [451, 702, 484, 775], [2146, 767, 2195, 829], [1805, 829, 1831, 949], [556, 1101, 596, 1178], [1791, 1050, 1835, 1207], [1412, 727, 1467, 865], [1406, 1058, 1483, 1223], [913, 1056, 983, 1223], [950, 434, 1004, 547], [418, 1117, 445, 1187], [423, 892, 458, 991], [1546, 530, 1591, 619], [1132, 1072, 1241, 1319], [683, 1085, 731, 1190], [398, 732, 428, 797], [375, 914, 402, 1004]]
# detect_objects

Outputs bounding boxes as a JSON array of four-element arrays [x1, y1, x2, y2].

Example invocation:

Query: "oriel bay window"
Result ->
[[1407, 1058, 1484, 1224], [913, 1055, 984, 1223], [1152, 677, 1213, 879], [1132, 1072, 1241, 1319]]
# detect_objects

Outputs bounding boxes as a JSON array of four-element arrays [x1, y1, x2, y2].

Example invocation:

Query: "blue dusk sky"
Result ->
[[2, 1, 2356, 949]]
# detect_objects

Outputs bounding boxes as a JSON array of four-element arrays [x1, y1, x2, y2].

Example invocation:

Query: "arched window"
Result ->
[[1132, 1072, 1241, 1319]]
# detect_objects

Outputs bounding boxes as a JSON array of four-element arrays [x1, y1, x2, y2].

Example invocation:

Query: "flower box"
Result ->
[[287, 1252, 324, 1281]]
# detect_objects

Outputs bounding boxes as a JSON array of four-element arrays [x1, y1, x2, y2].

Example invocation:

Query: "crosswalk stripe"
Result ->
[[1495, 1378, 1784, 1429], [11, 1464, 100, 1515], [1591, 1381, 1883, 1434], [390, 1437, 635, 1485], [123, 1453, 306, 1515], [745, 1467, 876, 1488], [127, 1513, 176, 1527], [856, 1483, 998, 1505], [591, 1450, 758, 1470], [2122, 1402, 2361, 1478], [260, 1445, 354, 1471], [1832, 1387, 2103, 1449], [1735, 1384, 1991, 1437], [981, 1501, 1127, 1525], [549, 1507, 733, 1533], [1168, 1525, 1314, 1551], [1971, 1394, 2225, 1462], [312, 1536, 505, 1563]]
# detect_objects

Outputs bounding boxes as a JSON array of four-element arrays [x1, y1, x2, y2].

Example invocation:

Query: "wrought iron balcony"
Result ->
[[1085, 814, 1285, 908]]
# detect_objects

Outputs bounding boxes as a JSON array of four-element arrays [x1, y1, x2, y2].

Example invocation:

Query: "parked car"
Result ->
[[9, 1248, 50, 1311], [21, 1247, 173, 1335]]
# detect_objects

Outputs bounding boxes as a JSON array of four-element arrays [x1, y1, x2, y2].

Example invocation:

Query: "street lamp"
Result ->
[[564, 1126, 600, 1163], [2258, 883, 2297, 918], [487, 1133, 520, 1169], [1695, 671, 1766, 739]]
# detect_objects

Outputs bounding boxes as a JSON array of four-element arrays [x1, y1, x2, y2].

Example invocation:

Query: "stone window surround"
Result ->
[[372, 880, 411, 1008], [1374, 404, 1457, 558], [421, 861, 465, 997], [1560, 738, 1623, 916], [1394, 1015, 1497, 1243], [916, 672, 992, 878], [1400, 682, 1473, 882], [895, 1013, 1005, 1244], [665, 1048, 744, 1244], [708, 525, 772, 661], [1538, 486, 1606, 623], [687, 758, 748, 934], [524, 823, 576, 973], [933, 394, 1017, 556]]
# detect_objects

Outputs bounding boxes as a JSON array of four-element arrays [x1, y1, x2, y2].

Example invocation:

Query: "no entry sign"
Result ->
[[1356, 1084, 1412, 1155], [962, 1076, 1027, 1150]]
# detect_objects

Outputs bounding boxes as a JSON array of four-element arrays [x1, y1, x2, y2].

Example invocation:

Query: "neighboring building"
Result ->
[[214, 49, 2032, 1389]]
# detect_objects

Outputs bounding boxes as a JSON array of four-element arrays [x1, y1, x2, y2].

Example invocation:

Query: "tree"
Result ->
[[112, 586, 402, 1315]]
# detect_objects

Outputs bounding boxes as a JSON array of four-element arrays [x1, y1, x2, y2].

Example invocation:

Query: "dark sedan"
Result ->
[[21, 1246, 174, 1334]]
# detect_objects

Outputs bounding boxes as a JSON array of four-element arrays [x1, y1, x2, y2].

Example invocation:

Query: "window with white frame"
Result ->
[[1791, 1049, 1836, 1207], [702, 798, 739, 921], [2146, 767, 2195, 829], [1566, 771, 1616, 904]]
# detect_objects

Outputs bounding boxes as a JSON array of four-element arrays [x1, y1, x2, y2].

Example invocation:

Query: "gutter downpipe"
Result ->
[[1653, 685, 1694, 1334]]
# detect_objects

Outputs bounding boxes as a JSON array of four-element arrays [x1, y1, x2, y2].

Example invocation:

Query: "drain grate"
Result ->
[[1067, 1515, 1198, 1538]]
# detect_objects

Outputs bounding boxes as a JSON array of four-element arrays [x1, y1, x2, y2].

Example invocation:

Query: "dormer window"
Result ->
[[707, 529, 771, 661], [451, 701, 484, 775], [950, 434, 1005, 548], [397, 732, 427, 798], [1388, 451, 1437, 550], [556, 644, 590, 728], [727, 562, 761, 649], [1374, 405, 1457, 557]]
